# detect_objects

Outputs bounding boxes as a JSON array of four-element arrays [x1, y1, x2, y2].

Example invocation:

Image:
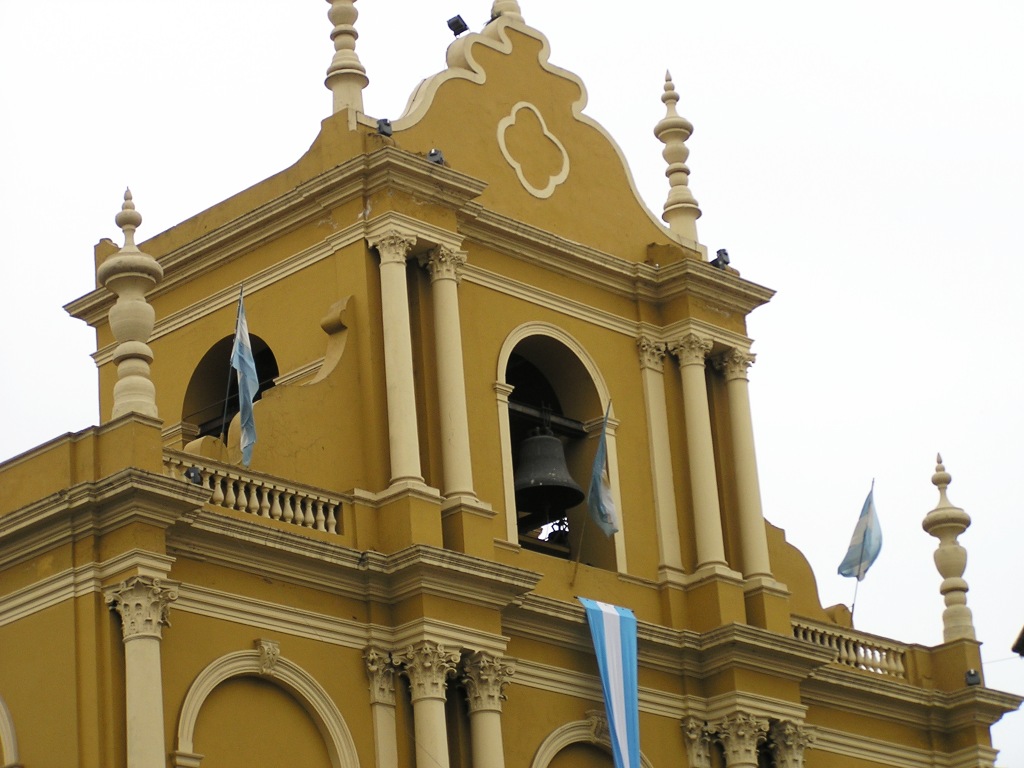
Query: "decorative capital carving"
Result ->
[[369, 230, 416, 265], [461, 651, 515, 713], [682, 718, 713, 768], [255, 639, 280, 675], [637, 336, 668, 371], [770, 720, 815, 768], [364, 646, 397, 706], [421, 245, 467, 284], [669, 333, 713, 366], [105, 576, 179, 642], [585, 709, 610, 744], [713, 713, 769, 765], [392, 641, 460, 702], [715, 348, 756, 381]]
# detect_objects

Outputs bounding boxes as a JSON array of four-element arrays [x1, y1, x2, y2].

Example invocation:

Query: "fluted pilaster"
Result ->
[[637, 335, 683, 574], [106, 576, 178, 768], [422, 246, 475, 498], [369, 231, 423, 486], [669, 333, 727, 570], [715, 348, 772, 579]]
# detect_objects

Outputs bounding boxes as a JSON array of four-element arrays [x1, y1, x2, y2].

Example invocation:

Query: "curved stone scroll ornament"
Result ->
[[497, 101, 570, 198], [364, 646, 397, 706], [105, 576, 179, 641], [770, 720, 814, 768], [714, 713, 769, 768], [392, 642, 460, 702], [682, 718, 713, 768]]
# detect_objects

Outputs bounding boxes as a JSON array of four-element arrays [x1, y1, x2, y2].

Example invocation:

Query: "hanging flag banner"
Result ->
[[578, 597, 640, 768], [230, 289, 259, 466], [588, 403, 618, 537], [838, 482, 882, 581]]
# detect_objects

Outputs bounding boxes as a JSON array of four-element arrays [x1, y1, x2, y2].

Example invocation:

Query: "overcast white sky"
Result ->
[[1, 1, 1021, 762]]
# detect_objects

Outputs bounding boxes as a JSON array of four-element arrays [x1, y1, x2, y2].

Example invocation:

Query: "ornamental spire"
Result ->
[[96, 190, 163, 420], [325, 0, 368, 115], [922, 454, 977, 642], [654, 71, 701, 242], [491, 0, 524, 23]]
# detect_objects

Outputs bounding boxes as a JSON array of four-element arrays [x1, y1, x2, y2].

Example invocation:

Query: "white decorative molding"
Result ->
[[105, 576, 179, 641], [364, 647, 397, 706], [529, 714, 654, 768], [461, 651, 515, 714], [392, 642, 460, 702], [0, 693, 20, 768], [172, 645, 359, 768], [255, 638, 281, 675], [812, 725, 999, 768], [497, 101, 570, 198]]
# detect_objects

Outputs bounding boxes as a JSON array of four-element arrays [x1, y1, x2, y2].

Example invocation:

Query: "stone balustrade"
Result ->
[[793, 618, 906, 679], [164, 450, 343, 534]]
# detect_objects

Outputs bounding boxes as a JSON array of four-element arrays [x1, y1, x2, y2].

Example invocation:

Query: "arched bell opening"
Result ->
[[504, 334, 603, 560], [182, 335, 279, 442]]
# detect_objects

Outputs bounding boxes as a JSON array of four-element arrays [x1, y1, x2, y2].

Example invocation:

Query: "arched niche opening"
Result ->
[[501, 330, 615, 569], [182, 335, 279, 440]]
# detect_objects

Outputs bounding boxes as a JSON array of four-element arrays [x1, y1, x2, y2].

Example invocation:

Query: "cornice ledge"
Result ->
[[698, 623, 835, 682], [800, 666, 942, 726], [382, 545, 540, 610], [363, 147, 487, 210], [936, 686, 1023, 729], [654, 258, 775, 315], [0, 468, 209, 544]]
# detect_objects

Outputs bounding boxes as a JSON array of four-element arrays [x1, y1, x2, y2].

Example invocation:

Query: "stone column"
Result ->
[[716, 349, 772, 579], [669, 333, 727, 570], [462, 652, 514, 768], [393, 642, 460, 768], [97, 190, 163, 420], [714, 713, 769, 768], [365, 647, 399, 768], [922, 455, 977, 642], [105, 576, 178, 768], [422, 247, 475, 499], [682, 718, 713, 768], [770, 720, 814, 768], [370, 231, 423, 485], [637, 336, 684, 574]]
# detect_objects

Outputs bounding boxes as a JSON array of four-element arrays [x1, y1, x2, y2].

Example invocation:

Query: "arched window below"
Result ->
[[182, 335, 279, 440]]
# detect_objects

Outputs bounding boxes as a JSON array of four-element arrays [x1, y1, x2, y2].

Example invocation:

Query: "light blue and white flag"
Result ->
[[588, 403, 618, 537], [838, 482, 882, 581], [230, 289, 259, 466], [578, 597, 640, 768]]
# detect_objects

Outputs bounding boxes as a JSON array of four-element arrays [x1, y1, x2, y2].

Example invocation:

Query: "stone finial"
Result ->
[[654, 71, 701, 241], [96, 190, 164, 420], [922, 454, 977, 642], [325, 0, 368, 115], [491, 0, 524, 22]]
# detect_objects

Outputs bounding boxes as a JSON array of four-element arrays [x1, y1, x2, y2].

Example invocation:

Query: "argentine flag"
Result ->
[[838, 483, 882, 581], [230, 289, 259, 466], [578, 598, 640, 768], [588, 403, 618, 537]]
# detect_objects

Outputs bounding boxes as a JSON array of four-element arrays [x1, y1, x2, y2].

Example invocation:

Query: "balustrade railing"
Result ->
[[164, 450, 342, 535], [793, 618, 907, 679]]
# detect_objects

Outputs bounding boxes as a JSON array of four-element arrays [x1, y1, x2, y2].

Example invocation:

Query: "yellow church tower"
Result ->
[[0, 2, 1018, 767]]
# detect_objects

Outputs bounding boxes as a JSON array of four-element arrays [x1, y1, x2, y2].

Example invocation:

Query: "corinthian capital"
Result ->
[[682, 718, 713, 768], [364, 646, 397, 706], [715, 348, 756, 381], [637, 336, 668, 372], [713, 713, 769, 765], [105, 576, 179, 642], [369, 230, 416, 265], [669, 333, 713, 366], [461, 651, 515, 713], [770, 720, 815, 768], [392, 641, 460, 702], [421, 245, 467, 284]]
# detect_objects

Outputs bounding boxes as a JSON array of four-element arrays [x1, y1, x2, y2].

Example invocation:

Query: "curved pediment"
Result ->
[[385, 16, 692, 261]]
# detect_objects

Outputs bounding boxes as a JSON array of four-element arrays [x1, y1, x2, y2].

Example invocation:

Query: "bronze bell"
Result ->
[[514, 429, 585, 524]]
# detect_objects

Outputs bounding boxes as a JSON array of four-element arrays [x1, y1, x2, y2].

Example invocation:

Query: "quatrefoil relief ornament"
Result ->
[[497, 101, 570, 198]]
